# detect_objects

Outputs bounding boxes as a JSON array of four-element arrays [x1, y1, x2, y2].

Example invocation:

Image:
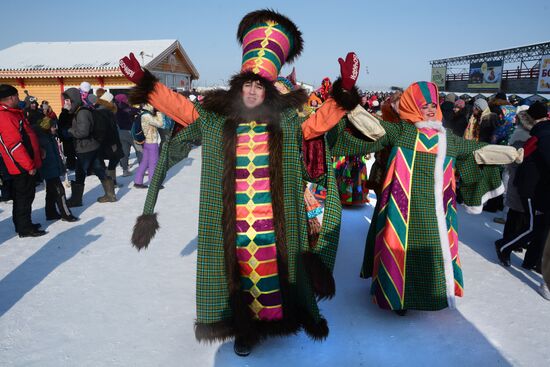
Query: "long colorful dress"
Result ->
[[329, 119, 503, 311], [333, 155, 370, 205]]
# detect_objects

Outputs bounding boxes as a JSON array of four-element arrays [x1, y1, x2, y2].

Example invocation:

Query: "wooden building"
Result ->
[[0, 40, 199, 113]]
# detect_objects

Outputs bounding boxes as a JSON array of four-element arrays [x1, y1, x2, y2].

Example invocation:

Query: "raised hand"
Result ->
[[338, 52, 360, 91], [119, 52, 144, 84]]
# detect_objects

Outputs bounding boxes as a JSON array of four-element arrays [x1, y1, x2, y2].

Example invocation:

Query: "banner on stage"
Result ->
[[468, 60, 503, 89], [431, 66, 447, 89], [537, 55, 550, 92]]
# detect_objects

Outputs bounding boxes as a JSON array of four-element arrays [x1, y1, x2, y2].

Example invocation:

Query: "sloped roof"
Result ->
[[0, 40, 199, 79]]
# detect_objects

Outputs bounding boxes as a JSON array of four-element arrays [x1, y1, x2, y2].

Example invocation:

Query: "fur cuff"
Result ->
[[129, 69, 158, 105], [194, 320, 235, 343], [302, 252, 335, 300], [331, 77, 360, 111], [302, 314, 329, 341], [131, 213, 160, 251]]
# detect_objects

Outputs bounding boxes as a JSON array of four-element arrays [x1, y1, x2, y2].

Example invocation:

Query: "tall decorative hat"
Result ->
[[399, 81, 443, 123], [238, 9, 304, 82]]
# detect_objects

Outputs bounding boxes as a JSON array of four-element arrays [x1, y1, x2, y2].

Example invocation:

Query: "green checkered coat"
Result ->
[[145, 101, 357, 340]]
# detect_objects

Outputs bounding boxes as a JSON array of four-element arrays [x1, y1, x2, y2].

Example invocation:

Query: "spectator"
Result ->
[[440, 92, 456, 125], [133, 104, 164, 188], [57, 103, 77, 170], [464, 98, 498, 142], [448, 99, 470, 136], [40, 100, 58, 120], [36, 116, 78, 222], [64, 87, 116, 206], [114, 93, 142, 176], [0, 84, 46, 237], [96, 92, 124, 186]]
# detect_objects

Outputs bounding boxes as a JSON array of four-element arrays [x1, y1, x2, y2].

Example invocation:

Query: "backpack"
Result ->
[[131, 110, 151, 145], [76, 106, 112, 144]]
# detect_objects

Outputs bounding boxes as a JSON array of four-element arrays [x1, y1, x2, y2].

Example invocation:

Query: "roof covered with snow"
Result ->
[[0, 40, 199, 78]]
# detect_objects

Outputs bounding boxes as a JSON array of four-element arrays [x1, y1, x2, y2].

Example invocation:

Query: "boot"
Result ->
[[97, 178, 117, 203], [66, 181, 85, 207], [233, 337, 254, 357], [107, 169, 122, 188]]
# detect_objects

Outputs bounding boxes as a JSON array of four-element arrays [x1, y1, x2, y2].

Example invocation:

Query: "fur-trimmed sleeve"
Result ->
[[130, 69, 200, 127]]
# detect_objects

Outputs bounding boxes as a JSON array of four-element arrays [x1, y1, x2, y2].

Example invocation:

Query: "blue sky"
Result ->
[[2, 0, 548, 90]]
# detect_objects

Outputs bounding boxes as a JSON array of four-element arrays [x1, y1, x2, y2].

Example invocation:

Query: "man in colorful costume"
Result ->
[[120, 10, 362, 356], [330, 81, 523, 314]]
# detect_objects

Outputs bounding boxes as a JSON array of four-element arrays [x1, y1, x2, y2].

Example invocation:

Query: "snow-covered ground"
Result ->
[[1, 147, 548, 366]]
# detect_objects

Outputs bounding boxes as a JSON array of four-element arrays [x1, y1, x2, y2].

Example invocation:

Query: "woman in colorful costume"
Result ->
[[120, 10, 362, 356], [332, 81, 523, 314]]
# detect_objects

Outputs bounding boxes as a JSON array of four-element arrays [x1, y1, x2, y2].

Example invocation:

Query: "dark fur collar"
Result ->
[[201, 71, 307, 121]]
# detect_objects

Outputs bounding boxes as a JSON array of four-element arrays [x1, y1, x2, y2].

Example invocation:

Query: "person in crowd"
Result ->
[[0, 84, 46, 237], [40, 100, 58, 120], [447, 99, 470, 137], [133, 103, 164, 189], [0, 157, 13, 202], [57, 102, 77, 171], [440, 92, 456, 125], [496, 102, 549, 278], [24, 97, 44, 126], [464, 98, 498, 142], [64, 87, 116, 207], [95, 92, 124, 187], [36, 116, 78, 222], [95, 88, 106, 100], [495, 106, 533, 238], [79, 81, 94, 107], [114, 93, 142, 176], [122, 9, 363, 356]]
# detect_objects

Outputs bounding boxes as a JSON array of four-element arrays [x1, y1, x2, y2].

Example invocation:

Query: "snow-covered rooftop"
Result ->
[[0, 40, 196, 76]]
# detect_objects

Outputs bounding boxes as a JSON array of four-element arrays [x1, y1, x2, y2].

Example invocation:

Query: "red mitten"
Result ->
[[338, 52, 360, 91], [119, 52, 144, 84]]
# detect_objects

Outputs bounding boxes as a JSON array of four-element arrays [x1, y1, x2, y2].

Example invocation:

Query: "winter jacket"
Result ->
[[0, 103, 42, 175], [95, 101, 124, 160], [515, 119, 550, 211], [65, 88, 100, 154], [503, 112, 535, 212], [37, 129, 65, 180], [140, 104, 164, 144], [448, 106, 470, 137], [440, 101, 454, 126], [464, 107, 498, 142], [114, 102, 136, 130]]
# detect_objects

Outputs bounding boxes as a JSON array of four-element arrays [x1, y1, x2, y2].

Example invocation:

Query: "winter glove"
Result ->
[[119, 52, 144, 84], [338, 52, 360, 91]]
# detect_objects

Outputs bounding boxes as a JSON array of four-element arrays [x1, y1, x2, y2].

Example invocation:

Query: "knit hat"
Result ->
[[527, 101, 548, 120], [100, 92, 114, 103], [398, 81, 443, 123], [114, 94, 128, 104], [0, 84, 18, 99], [39, 116, 53, 131], [454, 99, 465, 109], [445, 93, 456, 103], [238, 9, 304, 81], [474, 98, 488, 111], [80, 81, 92, 93]]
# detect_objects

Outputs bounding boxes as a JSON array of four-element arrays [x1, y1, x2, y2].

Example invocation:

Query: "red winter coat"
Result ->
[[0, 103, 42, 175]]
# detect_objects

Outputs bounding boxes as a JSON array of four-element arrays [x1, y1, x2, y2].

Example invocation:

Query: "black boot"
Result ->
[[233, 337, 254, 357], [494, 239, 511, 267], [97, 178, 117, 203], [67, 181, 85, 208], [394, 309, 408, 316]]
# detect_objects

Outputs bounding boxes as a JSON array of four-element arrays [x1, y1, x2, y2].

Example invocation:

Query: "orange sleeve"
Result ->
[[148, 82, 200, 127], [301, 98, 346, 140]]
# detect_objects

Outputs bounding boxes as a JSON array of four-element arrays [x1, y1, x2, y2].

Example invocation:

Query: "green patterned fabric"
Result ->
[[144, 102, 352, 326], [329, 121, 502, 310]]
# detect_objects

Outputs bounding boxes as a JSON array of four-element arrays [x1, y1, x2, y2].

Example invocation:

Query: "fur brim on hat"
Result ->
[[237, 9, 304, 63]]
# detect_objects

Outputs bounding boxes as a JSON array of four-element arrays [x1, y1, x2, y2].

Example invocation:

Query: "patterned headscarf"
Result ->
[[398, 81, 443, 123]]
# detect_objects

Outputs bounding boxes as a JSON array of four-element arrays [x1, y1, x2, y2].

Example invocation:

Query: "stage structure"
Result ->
[[430, 42, 550, 94]]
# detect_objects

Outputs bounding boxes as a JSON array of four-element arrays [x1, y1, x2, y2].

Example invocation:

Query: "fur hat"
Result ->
[[0, 84, 18, 99], [474, 98, 488, 111], [527, 101, 548, 120], [238, 9, 303, 81]]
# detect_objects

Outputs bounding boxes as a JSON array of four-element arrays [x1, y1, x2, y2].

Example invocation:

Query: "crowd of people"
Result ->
[[0, 81, 180, 238]]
